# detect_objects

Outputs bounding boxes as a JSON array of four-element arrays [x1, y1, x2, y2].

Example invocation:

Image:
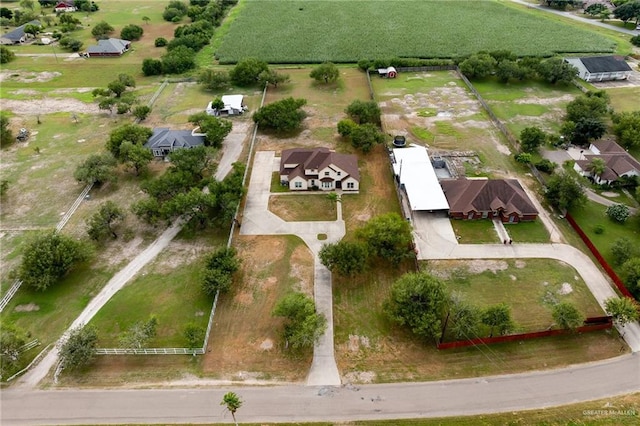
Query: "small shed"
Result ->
[[377, 66, 397, 78]]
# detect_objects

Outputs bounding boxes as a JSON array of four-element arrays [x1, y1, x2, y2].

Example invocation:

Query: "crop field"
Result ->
[[215, 0, 616, 63]]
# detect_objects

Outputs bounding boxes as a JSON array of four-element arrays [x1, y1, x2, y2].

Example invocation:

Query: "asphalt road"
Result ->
[[2, 354, 638, 425]]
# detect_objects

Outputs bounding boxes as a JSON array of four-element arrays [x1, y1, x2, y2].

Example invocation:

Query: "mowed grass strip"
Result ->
[[215, 0, 615, 63], [451, 219, 499, 244], [505, 219, 550, 243], [268, 194, 337, 222]]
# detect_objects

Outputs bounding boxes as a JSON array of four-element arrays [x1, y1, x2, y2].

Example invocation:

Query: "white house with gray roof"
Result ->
[[145, 128, 206, 159], [564, 56, 632, 82]]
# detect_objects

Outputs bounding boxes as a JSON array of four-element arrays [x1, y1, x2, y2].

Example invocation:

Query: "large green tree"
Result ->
[[119, 141, 153, 176], [611, 237, 637, 266], [319, 241, 368, 276], [345, 100, 381, 125], [446, 297, 481, 340], [229, 58, 269, 86], [309, 62, 339, 84], [552, 302, 584, 331], [120, 24, 144, 41], [620, 258, 640, 298], [19, 231, 88, 291], [356, 213, 414, 265], [460, 53, 497, 79], [197, 69, 230, 90], [519, 126, 546, 153], [612, 111, 640, 149], [253, 97, 307, 132], [349, 123, 385, 153], [272, 292, 326, 350], [74, 153, 117, 185], [536, 57, 577, 85], [544, 171, 586, 211], [91, 20, 114, 40], [201, 247, 240, 295], [565, 92, 609, 123], [106, 124, 153, 159], [188, 112, 232, 148], [86, 201, 125, 241], [59, 325, 98, 371], [385, 272, 448, 341], [482, 303, 515, 337]]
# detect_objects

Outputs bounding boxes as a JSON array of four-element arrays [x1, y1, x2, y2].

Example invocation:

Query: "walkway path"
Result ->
[[510, 0, 639, 35], [240, 151, 343, 386]]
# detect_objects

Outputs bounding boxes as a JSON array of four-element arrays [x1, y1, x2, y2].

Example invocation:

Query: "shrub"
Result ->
[[593, 224, 605, 234], [345, 100, 381, 125], [534, 159, 557, 173], [0, 46, 15, 64], [142, 58, 163, 76], [155, 37, 168, 47], [120, 24, 143, 41], [605, 204, 630, 223], [632, 35, 640, 47], [515, 153, 532, 164], [337, 119, 358, 137]]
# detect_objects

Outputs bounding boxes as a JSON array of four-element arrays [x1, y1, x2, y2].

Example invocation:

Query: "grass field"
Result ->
[[427, 259, 604, 334], [451, 219, 499, 243], [215, 0, 616, 63], [505, 219, 551, 243], [268, 194, 338, 222], [607, 87, 640, 113]]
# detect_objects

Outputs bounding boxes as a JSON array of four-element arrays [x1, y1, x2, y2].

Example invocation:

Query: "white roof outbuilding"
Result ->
[[392, 144, 449, 211]]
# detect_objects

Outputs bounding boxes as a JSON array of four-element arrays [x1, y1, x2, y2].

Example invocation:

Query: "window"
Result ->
[[294, 181, 302, 188], [347, 182, 354, 189], [337, 171, 341, 176], [322, 181, 332, 189], [324, 171, 330, 176]]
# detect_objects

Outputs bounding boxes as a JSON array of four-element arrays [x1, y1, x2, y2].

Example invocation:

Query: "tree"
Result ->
[[496, 60, 527, 83], [120, 316, 158, 349], [446, 296, 481, 340], [201, 247, 240, 295], [19, 231, 88, 291], [606, 204, 631, 223], [188, 112, 232, 148], [198, 69, 230, 90], [106, 124, 153, 159], [86, 201, 125, 241], [273, 292, 326, 349], [632, 34, 640, 47], [23, 23, 39, 37], [142, 58, 164, 76], [337, 119, 358, 137], [536, 57, 578, 84], [0, 179, 9, 197], [356, 213, 414, 265], [612, 111, 640, 149], [552, 302, 584, 331], [519, 126, 546, 153], [120, 141, 153, 175], [58, 325, 98, 371], [258, 68, 290, 88], [611, 237, 636, 266], [515, 152, 532, 164], [0, 46, 15, 64], [345, 100, 381, 125], [133, 105, 151, 121], [459, 53, 497, 79], [482, 303, 515, 337], [167, 145, 215, 182], [587, 157, 606, 178], [20, 0, 35, 11], [349, 123, 385, 153], [571, 117, 606, 145], [155, 37, 168, 47], [91, 21, 114, 40], [605, 297, 639, 326], [120, 24, 143, 41], [253, 97, 307, 132], [184, 323, 205, 348], [545, 171, 586, 211], [565, 93, 609, 123], [229, 58, 269, 86], [1, 323, 26, 378], [385, 272, 448, 341], [0, 113, 13, 147], [0, 7, 13, 20], [585, 3, 607, 16], [614, 1, 640, 24], [142, 16, 151, 25], [309, 62, 339, 84], [74, 153, 117, 185], [319, 241, 368, 276], [107, 80, 127, 98], [161, 45, 196, 74], [58, 37, 83, 52], [221, 392, 242, 426], [620, 257, 640, 297]]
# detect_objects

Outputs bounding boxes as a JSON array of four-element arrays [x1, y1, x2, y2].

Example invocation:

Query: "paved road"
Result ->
[[2, 354, 638, 425], [510, 0, 639, 35], [240, 151, 343, 386]]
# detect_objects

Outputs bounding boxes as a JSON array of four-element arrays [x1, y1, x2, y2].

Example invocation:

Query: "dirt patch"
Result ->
[[558, 282, 574, 295], [600, 191, 619, 197], [343, 371, 376, 384], [0, 70, 61, 83], [1, 98, 100, 115], [234, 290, 254, 305], [466, 259, 509, 274], [515, 260, 527, 268], [259, 338, 273, 351], [513, 94, 575, 105], [348, 334, 371, 352], [14, 303, 40, 312]]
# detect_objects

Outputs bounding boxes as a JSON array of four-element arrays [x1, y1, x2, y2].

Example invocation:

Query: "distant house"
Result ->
[[564, 56, 632, 82], [206, 95, 247, 116], [54, 1, 77, 13], [279, 147, 359, 191], [144, 128, 206, 159], [574, 140, 640, 185], [0, 20, 41, 45], [86, 38, 130, 57], [440, 179, 538, 223]]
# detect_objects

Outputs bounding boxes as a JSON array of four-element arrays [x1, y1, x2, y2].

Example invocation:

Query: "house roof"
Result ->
[[578, 152, 640, 181], [280, 147, 359, 181], [578, 56, 632, 73], [221, 95, 243, 111], [55, 1, 75, 7], [591, 140, 626, 154], [392, 145, 449, 211], [86, 38, 130, 54], [144, 128, 205, 151], [1, 20, 41, 42], [440, 179, 538, 216]]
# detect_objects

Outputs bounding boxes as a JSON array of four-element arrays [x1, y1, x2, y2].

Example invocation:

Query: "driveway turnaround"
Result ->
[[240, 151, 343, 386], [2, 354, 639, 425]]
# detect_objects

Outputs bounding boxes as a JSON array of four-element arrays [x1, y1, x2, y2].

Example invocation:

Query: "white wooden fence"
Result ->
[[95, 348, 204, 355]]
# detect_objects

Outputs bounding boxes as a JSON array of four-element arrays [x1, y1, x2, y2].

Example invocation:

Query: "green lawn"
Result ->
[[430, 258, 604, 334], [215, 0, 616, 63], [569, 200, 640, 271], [505, 219, 550, 243], [268, 194, 338, 222], [451, 219, 499, 243], [607, 87, 640, 113]]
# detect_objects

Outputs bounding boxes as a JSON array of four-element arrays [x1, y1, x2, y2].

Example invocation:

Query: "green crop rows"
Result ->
[[215, 0, 616, 63]]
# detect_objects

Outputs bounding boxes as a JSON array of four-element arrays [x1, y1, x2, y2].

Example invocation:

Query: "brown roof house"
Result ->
[[574, 140, 640, 185], [440, 179, 538, 223], [280, 147, 359, 191]]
